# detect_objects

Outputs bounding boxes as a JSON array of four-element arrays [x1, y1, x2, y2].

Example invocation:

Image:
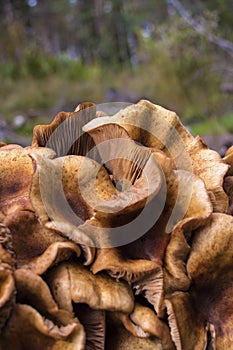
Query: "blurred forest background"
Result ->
[[0, 0, 233, 146]]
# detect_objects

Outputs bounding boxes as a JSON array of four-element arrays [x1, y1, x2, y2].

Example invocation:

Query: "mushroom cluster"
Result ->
[[0, 100, 232, 349]]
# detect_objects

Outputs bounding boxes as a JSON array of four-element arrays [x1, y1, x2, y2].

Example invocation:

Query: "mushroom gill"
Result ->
[[32, 102, 97, 157]]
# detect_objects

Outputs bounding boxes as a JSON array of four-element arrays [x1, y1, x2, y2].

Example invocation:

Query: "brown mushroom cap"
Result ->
[[84, 100, 228, 213], [0, 268, 85, 349], [115, 303, 175, 350], [223, 144, 233, 175], [223, 175, 233, 215], [165, 292, 207, 350], [46, 261, 134, 314], [45, 261, 136, 348], [0, 220, 15, 332], [187, 136, 228, 212], [105, 312, 163, 350], [91, 247, 160, 282], [165, 213, 233, 350], [4, 210, 69, 268], [0, 149, 36, 216], [0, 304, 85, 350]]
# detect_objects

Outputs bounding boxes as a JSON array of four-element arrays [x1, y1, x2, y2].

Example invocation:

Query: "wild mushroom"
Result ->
[[1, 99, 232, 349], [45, 261, 135, 349], [0, 218, 15, 333], [85, 100, 228, 212], [0, 267, 86, 349], [0, 147, 36, 216], [46, 261, 134, 313], [114, 303, 174, 350], [105, 312, 164, 350], [223, 144, 233, 175], [165, 213, 233, 350], [84, 115, 212, 319]]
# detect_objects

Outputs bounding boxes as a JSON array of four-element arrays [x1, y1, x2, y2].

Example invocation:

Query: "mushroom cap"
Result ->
[[223, 175, 233, 215], [115, 303, 175, 350], [46, 261, 134, 314], [105, 312, 163, 350], [187, 136, 228, 212], [84, 100, 228, 213], [0, 220, 15, 332], [4, 210, 69, 268], [91, 247, 161, 282], [223, 145, 233, 175], [165, 213, 233, 350], [0, 304, 85, 350], [0, 148, 36, 216], [165, 292, 207, 350], [1, 268, 86, 349]]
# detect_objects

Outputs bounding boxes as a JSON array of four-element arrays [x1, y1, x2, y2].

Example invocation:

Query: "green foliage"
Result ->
[[0, 0, 232, 137], [190, 113, 233, 135], [21, 49, 59, 78]]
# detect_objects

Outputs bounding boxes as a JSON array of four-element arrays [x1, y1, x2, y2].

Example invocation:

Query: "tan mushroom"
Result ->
[[1, 99, 232, 349], [223, 144, 233, 175], [0, 219, 15, 333], [0, 147, 36, 216], [105, 312, 164, 350], [46, 261, 134, 314], [85, 100, 228, 212], [0, 267, 86, 349], [0, 304, 86, 350], [114, 303, 175, 349], [45, 261, 135, 349], [165, 213, 233, 350], [84, 116, 213, 319]]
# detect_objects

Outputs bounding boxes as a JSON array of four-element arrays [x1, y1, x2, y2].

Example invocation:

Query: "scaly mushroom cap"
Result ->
[[0, 148, 36, 215], [4, 210, 75, 269]]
